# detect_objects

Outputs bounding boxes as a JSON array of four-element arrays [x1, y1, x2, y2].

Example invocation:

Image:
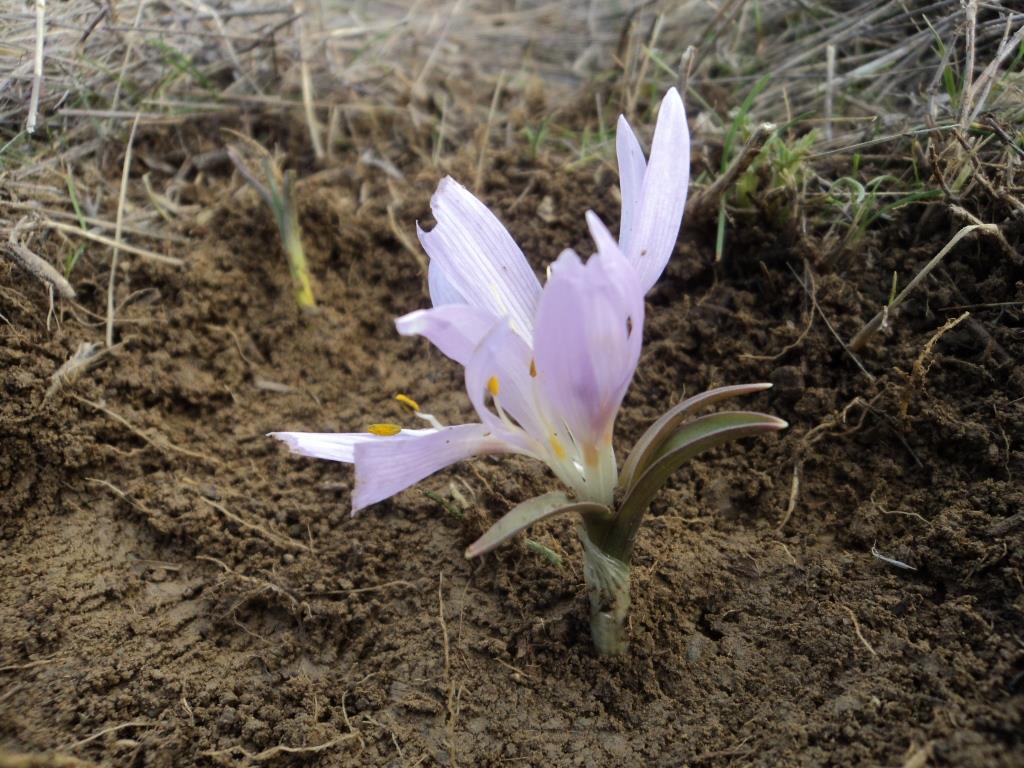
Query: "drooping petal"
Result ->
[[532, 244, 643, 458], [396, 304, 499, 366], [619, 87, 690, 294], [270, 428, 436, 463], [352, 423, 509, 513], [417, 177, 541, 338], [615, 114, 647, 257]]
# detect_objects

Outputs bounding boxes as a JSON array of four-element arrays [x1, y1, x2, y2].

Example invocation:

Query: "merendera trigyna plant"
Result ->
[[271, 88, 787, 654]]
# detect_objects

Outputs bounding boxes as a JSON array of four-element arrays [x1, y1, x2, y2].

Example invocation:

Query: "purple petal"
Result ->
[[396, 304, 499, 366], [533, 244, 643, 458], [417, 177, 541, 337], [353, 423, 509, 513], [463, 319, 545, 453], [270, 429, 435, 463], [620, 87, 690, 294], [616, 114, 646, 258], [427, 259, 465, 306]]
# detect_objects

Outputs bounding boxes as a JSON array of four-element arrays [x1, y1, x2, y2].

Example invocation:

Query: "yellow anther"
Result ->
[[367, 423, 402, 436], [549, 435, 567, 459], [529, 359, 537, 378], [395, 393, 420, 412], [487, 376, 500, 397]]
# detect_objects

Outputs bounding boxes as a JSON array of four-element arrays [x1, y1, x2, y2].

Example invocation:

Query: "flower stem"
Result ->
[[578, 523, 631, 655]]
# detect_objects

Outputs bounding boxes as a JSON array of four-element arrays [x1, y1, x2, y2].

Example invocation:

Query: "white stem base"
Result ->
[[579, 525, 631, 655]]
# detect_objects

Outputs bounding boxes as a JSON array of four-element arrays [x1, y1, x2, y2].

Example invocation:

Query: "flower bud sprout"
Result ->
[[227, 138, 315, 310]]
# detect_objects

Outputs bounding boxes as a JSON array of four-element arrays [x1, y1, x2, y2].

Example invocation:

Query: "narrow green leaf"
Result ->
[[610, 411, 787, 561], [621, 383, 774, 491], [465, 491, 610, 559]]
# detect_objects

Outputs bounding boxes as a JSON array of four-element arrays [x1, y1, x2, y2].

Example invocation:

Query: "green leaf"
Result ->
[[611, 411, 787, 561], [465, 492, 611, 559], [620, 383, 774, 491]]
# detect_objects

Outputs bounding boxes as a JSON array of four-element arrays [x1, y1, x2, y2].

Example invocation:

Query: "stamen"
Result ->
[[550, 435, 567, 459], [367, 423, 402, 436], [529, 359, 537, 378], [487, 376, 500, 397], [395, 393, 420, 411]]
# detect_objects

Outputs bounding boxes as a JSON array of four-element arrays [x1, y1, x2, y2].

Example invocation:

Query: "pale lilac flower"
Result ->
[[271, 89, 788, 656], [271, 88, 690, 513]]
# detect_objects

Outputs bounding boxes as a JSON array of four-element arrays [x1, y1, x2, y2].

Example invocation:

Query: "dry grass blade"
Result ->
[[25, 0, 45, 134], [685, 122, 774, 221], [40, 221, 183, 266], [44, 341, 112, 403], [2, 239, 74, 300], [106, 114, 140, 348], [198, 497, 310, 552], [293, 0, 324, 161], [72, 395, 219, 465], [849, 223, 1000, 351], [199, 734, 359, 762]]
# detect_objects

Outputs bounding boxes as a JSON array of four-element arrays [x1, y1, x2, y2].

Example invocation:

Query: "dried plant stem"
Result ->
[[686, 122, 774, 221], [777, 461, 802, 530], [109, 0, 146, 117], [26, 0, 45, 134], [44, 341, 111, 402], [437, 573, 459, 765], [3, 238, 74, 299], [199, 734, 358, 762], [824, 44, 836, 141], [676, 45, 696, 98], [106, 114, 140, 348], [849, 222, 998, 351], [899, 311, 970, 418], [73, 394, 218, 464], [294, 0, 324, 160], [960, 0, 978, 131], [63, 721, 158, 751], [965, 18, 1024, 126], [473, 71, 505, 194], [41, 220, 182, 266], [5, 201, 187, 243], [841, 604, 877, 657], [199, 497, 310, 552]]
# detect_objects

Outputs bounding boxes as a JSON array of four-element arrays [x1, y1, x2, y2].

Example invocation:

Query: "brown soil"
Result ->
[[2, 130, 1022, 767]]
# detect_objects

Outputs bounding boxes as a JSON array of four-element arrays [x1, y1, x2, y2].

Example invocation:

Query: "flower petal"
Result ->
[[270, 429, 435, 463], [621, 87, 691, 294], [463, 318, 545, 454], [396, 304, 500, 366], [532, 244, 643, 455], [616, 114, 646, 258], [417, 177, 541, 338], [352, 423, 509, 513], [427, 259, 465, 306]]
